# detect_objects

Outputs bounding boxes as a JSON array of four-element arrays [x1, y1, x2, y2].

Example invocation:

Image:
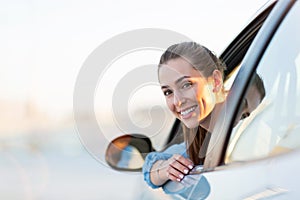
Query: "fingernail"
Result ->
[[179, 174, 184, 179], [184, 169, 189, 174], [177, 178, 181, 182], [188, 165, 193, 169]]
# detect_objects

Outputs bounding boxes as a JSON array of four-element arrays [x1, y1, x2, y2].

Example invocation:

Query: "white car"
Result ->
[[105, 0, 300, 199]]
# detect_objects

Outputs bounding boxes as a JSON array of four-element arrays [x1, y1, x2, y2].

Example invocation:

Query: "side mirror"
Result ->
[[105, 134, 155, 171]]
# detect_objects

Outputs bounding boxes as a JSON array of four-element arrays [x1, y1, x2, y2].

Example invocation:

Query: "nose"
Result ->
[[173, 91, 185, 107]]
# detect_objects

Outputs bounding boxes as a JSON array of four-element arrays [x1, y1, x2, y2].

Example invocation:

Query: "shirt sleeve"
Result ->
[[142, 143, 187, 189]]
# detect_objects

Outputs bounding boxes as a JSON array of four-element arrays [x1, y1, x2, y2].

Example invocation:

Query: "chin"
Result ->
[[183, 121, 199, 129]]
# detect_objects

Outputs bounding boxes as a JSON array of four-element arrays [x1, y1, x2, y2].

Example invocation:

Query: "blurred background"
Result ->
[[0, 0, 266, 199]]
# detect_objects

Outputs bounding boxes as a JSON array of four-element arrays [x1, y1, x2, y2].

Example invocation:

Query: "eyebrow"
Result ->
[[161, 75, 191, 89], [175, 76, 191, 84]]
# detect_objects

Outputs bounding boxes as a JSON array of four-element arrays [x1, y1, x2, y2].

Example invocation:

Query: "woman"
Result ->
[[142, 41, 226, 189]]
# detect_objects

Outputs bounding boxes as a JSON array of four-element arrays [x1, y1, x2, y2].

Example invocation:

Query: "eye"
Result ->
[[163, 89, 173, 96], [182, 81, 193, 89], [241, 112, 250, 120]]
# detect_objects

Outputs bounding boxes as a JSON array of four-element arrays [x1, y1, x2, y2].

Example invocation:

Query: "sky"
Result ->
[[0, 0, 268, 120]]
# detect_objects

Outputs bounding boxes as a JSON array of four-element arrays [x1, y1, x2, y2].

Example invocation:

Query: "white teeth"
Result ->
[[181, 106, 196, 116]]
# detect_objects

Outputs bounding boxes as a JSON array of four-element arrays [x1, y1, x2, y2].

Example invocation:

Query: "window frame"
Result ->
[[203, 0, 297, 172], [227, 0, 300, 163]]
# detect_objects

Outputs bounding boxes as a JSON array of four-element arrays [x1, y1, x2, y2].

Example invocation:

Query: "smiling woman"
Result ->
[[142, 42, 227, 198]]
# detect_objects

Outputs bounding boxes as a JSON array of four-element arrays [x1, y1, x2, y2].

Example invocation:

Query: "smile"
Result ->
[[180, 106, 197, 117]]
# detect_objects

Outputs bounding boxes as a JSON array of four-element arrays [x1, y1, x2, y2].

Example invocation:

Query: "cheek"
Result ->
[[196, 84, 216, 109], [195, 84, 211, 101], [166, 98, 174, 112]]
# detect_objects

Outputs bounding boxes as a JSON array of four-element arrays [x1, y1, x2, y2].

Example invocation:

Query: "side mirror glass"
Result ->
[[105, 134, 155, 171]]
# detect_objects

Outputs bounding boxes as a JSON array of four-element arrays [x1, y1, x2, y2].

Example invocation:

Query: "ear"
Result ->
[[212, 70, 223, 92]]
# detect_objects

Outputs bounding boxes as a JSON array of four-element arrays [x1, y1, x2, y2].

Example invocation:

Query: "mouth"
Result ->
[[179, 105, 197, 119]]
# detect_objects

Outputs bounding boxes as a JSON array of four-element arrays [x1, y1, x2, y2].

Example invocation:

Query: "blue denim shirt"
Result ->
[[142, 142, 187, 188]]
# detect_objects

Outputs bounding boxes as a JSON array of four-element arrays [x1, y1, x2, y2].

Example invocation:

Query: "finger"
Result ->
[[169, 158, 193, 176], [170, 161, 189, 176], [173, 155, 194, 170], [168, 173, 181, 182], [168, 166, 185, 182], [167, 169, 182, 182]]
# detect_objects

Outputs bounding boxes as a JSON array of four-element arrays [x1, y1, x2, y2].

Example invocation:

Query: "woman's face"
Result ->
[[159, 58, 217, 128]]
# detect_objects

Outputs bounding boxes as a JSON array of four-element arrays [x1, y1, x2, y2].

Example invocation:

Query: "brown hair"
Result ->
[[159, 41, 226, 79], [159, 41, 226, 164]]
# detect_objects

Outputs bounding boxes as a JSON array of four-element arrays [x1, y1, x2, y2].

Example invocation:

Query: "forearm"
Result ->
[[142, 143, 189, 188]]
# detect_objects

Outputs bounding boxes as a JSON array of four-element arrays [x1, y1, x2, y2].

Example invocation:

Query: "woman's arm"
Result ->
[[142, 143, 193, 188], [149, 155, 194, 186]]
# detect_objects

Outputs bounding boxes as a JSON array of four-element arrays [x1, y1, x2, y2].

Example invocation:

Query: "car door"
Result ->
[[196, 0, 300, 199]]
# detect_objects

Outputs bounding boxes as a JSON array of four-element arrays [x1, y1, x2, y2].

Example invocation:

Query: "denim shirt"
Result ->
[[142, 142, 187, 189]]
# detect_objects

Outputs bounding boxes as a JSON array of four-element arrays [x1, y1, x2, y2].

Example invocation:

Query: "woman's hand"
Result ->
[[150, 154, 194, 186], [164, 154, 194, 182]]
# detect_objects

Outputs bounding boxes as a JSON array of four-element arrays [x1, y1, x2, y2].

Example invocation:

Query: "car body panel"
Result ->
[[204, 149, 300, 199]]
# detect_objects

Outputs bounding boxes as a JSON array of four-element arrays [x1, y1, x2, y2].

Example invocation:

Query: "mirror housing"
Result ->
[[105, 134, 155, 171]]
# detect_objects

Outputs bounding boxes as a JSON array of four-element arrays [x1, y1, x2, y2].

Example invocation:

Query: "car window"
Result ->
[[225, 0, 300, 163]]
